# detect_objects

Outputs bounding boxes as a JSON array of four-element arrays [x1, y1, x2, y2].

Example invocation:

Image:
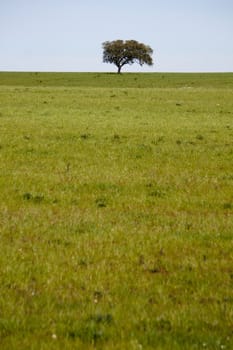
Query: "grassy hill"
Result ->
[[0, 73, 232, 349]]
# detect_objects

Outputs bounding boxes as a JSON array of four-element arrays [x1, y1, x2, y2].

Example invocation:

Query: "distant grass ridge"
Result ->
[[0, 71, 233, 88]]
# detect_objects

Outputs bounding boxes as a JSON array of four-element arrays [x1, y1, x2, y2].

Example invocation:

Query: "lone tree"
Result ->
[[102, 40, 153, 73]]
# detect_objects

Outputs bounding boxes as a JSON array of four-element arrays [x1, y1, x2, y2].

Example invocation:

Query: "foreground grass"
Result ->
[[0, 73, 233, 349]]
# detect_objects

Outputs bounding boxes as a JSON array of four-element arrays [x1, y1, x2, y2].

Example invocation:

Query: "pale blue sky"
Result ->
[[1, 0, 233, 72]]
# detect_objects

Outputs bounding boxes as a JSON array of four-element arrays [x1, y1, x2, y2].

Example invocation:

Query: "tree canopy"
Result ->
[[102, 40, 153, 73]]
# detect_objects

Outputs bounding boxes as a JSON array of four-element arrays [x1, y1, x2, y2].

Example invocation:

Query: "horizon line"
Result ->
[[1, 71, 233, 74]]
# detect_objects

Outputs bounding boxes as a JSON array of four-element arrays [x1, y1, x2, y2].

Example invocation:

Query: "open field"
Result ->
[[0, 72, 233, 349]]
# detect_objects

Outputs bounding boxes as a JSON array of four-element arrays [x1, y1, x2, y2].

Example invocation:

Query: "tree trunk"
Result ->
[[117, 66, 121, 74]]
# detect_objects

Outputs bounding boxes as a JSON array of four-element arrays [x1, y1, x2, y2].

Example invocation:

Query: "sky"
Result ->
[[1, 0, 233, 72]]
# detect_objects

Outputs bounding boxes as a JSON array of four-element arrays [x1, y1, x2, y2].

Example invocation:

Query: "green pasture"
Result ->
[[0, 72, 233, 349]]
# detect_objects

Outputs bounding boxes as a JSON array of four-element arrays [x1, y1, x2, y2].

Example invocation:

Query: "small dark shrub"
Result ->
[[80, 133, 91, 140], [95, 198, 107, 208], [22, 193, 44, 203], [23, 192, 32, 200], [223, 202, 232, 209]]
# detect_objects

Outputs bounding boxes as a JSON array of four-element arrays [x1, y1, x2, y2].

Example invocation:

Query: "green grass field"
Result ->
[[0, 72, 233, 349]]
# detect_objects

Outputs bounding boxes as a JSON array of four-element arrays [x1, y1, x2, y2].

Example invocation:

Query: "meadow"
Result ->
[[0, 72, 232, 349]]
